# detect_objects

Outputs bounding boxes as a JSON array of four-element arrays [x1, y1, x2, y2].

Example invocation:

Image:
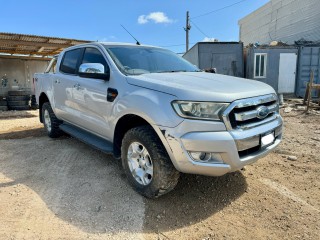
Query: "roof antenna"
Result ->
[[121, 24, 141, 45]]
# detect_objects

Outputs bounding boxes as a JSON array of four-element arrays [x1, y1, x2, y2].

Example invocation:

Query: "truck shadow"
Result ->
[[0, 135, 247, 234], [143, 172, 247, 232], [0, 127, 45, 139]]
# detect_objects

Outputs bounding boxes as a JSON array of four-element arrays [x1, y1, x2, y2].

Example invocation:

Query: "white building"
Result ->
[[238, 0, 320, 46]]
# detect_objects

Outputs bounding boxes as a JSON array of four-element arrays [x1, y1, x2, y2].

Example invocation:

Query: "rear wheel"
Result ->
[[42, 102, 62, 138], [121, 126, 179, 198]]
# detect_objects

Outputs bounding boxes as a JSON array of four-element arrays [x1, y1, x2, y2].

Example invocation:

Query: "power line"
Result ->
[[191, 0, 247, 19], [163, 1, 248, 51], [190, 20, 210, 38]]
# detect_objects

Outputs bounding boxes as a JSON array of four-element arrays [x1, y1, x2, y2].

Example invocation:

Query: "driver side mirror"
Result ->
[[79, 63, 110, 80]]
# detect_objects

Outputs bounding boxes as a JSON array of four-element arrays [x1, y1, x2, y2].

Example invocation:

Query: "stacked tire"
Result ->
[[7, 91, 31, 111], [0, 96, 8, 111], [31, 95, 39, 109]]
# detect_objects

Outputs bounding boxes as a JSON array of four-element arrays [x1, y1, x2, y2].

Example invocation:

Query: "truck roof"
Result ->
[[73, 42, 162, 49]]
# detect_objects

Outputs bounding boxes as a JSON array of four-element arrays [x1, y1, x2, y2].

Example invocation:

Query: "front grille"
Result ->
[[222, 94, 279, 130]]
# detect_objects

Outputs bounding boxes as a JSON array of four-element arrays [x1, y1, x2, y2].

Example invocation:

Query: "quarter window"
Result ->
[[82, 47, 109, 73], [254, 53, 267, 78], [60, 48, 82, 74], [45, 57, 57, 73]]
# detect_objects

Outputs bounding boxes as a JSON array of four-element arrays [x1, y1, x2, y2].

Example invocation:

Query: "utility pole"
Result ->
[[184, 11, 191, 53]]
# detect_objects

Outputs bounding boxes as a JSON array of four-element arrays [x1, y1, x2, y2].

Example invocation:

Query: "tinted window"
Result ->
[[60, 48, 82, 74], [82, 48, 109, 73]]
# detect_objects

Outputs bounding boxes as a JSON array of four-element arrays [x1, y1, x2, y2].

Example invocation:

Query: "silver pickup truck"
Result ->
[[34, 42, 282, 198]]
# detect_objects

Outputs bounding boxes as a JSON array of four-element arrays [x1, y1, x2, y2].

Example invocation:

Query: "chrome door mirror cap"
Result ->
[[79, 63, 109, 80], [79, 63, 104, 74]]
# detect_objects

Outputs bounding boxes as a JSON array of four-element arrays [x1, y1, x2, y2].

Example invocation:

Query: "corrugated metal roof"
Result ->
[[0, 32, 91, 57]]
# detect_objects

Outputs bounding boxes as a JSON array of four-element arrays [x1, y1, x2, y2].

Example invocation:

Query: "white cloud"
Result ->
[[138, 12, 173, 24], [138, 15, 148, 24], [202, 37, 218, 42]]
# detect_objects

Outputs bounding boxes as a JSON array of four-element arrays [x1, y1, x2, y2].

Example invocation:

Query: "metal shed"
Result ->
[[0, 32, 90, 96], [245, 46, 299, 93], [296, 46, 320, 97], [183, 42, 244, 77]]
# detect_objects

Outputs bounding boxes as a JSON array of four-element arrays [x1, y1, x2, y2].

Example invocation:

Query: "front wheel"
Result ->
[[42, 102, 62, 138], [121, 126, 180, 198]]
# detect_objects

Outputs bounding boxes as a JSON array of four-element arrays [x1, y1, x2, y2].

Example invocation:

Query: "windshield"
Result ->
[[104, 45, 200, 75]]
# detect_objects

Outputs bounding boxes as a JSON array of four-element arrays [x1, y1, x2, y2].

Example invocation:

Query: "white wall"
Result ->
[[239, 0, 320, 45], [0, 58, 49, 95]]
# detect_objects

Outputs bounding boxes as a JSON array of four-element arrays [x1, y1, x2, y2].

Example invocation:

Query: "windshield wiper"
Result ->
[[155, 70, 187, 73]]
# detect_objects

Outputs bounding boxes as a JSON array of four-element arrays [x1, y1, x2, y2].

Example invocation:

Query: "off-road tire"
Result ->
[[8, 90, 30, 96], [0, 106, 8, 111], [121, 126, 180, 198], [41, 102, 62, 138], [7, 100, 29, 107], [8, 106, 30, 111], [6, 95, 30, 101], [0, 100, 7, 106]]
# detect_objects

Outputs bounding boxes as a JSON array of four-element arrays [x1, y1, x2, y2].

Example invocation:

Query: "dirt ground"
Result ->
[[0, 101, 319, 240]]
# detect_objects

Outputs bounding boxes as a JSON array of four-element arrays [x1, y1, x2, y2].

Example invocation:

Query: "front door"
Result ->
[[278, 53, 297, 93], [71, 47, 112, 140]]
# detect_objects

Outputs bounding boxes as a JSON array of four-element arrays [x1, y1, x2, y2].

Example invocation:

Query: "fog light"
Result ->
[[190, 152, 211, 161], [189, 151, 223, 163]]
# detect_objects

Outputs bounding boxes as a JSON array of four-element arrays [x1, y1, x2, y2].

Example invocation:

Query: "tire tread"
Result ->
[[121, 126, 179, 198], [42, 102, 62, 138]]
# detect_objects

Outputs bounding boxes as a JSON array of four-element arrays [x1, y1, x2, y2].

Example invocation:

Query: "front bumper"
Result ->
[[158, 115, 282, 177]]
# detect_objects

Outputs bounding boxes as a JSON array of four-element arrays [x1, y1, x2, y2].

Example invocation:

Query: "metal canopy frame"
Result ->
[[0, 32, 90, 59]]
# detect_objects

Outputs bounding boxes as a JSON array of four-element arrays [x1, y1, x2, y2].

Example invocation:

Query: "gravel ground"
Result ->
[[0, 104, 319, 240]]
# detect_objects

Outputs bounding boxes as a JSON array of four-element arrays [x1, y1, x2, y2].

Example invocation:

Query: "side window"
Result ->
[[82, 47, 109, 73], [254, 53, 267, 78], [60, 48, 82, 74]]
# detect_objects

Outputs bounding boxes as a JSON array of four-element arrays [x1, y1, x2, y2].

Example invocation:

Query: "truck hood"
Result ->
[[126, 72, 275, 102]]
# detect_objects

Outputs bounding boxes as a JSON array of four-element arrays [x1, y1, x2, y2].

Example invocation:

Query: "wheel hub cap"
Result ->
[[127, 142, 153, 185]]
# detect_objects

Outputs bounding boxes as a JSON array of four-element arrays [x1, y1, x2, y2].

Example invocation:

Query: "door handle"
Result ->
[[54, 79, 60, 84], [74, 83, 80, 90]]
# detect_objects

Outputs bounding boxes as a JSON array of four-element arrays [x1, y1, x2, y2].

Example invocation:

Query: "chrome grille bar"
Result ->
[[234, 103, 278, 121], [222, 94, 279, 130]]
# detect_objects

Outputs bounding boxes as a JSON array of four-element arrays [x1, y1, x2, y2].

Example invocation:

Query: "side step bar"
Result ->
[[59, 123, 113, 154]]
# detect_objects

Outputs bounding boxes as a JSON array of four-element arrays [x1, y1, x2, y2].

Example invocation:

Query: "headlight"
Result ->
[[171, 101, 229, 121]]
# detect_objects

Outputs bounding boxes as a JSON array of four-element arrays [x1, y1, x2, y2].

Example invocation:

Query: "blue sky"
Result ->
[[1, 0, 269, 53]]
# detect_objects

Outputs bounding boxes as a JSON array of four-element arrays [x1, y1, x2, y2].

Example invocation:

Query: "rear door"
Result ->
[[71, 47, 112, 139], [54, 48, 83, 122]]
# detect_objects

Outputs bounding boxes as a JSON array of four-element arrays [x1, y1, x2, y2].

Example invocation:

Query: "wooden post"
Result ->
[[306, 70, 314, 112]]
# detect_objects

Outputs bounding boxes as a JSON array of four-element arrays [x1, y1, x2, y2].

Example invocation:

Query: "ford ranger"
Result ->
[[34, 42, 282, 198]]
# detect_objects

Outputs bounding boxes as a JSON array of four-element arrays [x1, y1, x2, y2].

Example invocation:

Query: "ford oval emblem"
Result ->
[[256, 106, 269, 119]]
